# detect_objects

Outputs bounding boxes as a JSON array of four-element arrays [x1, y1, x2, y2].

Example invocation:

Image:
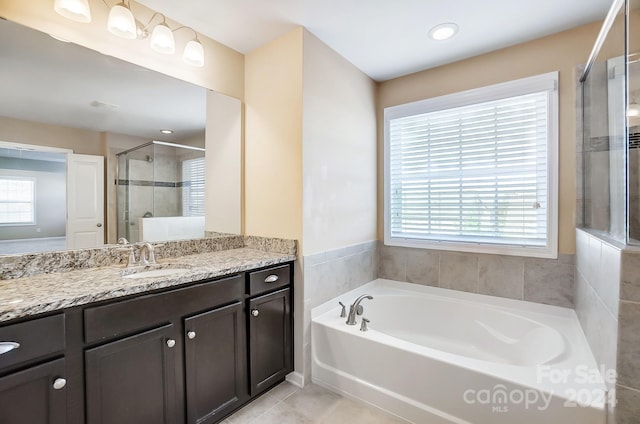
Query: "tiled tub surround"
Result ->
[[300, 241, 378, 381], [575, 228, 640, 423], [575, 230, 619, 387], [0, 247, 295, 322], [379, 245, 575, 308]]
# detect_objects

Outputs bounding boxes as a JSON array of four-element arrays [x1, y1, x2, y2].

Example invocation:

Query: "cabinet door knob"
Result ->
[[251, 309, 259, 317], [166, 339, 176, 348], [265, 274, 279, 283], [53, 378, 66, 390], [187, 331, 196, 340]]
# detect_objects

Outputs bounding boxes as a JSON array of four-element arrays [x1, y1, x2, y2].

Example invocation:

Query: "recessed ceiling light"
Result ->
[[160, 129, 174, 134], [429, 23, 458, 41]]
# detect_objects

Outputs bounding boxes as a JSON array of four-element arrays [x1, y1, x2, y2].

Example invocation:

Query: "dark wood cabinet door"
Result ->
[[85, 324, 177, 424], [184, 301, 247, 424], [248, 288, 292, 396], [0, 358, 66, 424]]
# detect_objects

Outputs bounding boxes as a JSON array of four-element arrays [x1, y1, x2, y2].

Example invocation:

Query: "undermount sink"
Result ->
[[122, 266, 191, 279]]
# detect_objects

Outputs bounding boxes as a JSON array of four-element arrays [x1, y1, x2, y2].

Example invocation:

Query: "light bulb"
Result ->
[[150, 23, 175, 54], [429, 23, 459, 41], [183, 39, 205, 67], [54, 0, 91, 23], [107, 3, 137, 39]]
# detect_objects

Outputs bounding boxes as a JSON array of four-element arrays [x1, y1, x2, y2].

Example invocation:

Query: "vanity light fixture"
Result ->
[[107, 1, 137, 39], [150, 20, 175, 54], [429, 22, 459, 41], [174, 27, 205, 67], [54, 0, 92, 23], [54, 0, 205, 67], [183, 37, 205, 67]]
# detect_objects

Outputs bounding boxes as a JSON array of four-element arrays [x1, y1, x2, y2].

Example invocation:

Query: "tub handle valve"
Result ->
[[346, 294, 373, 325], [338, 301, 346, 318], [360, 318, 370, 332]]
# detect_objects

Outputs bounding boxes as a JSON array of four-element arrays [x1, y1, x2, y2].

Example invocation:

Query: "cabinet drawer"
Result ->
[[248, 265, 291, 296], [0, 314, 65, 372], [84, 275, 243, 344]]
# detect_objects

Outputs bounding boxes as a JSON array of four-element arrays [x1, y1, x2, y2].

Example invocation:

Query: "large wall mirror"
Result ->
[[0, 18, 242, 255]]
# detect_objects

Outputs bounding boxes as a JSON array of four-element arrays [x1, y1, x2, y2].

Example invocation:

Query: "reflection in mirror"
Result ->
[[0, 18, 227, 255], [0, 144, 69, 254], [116, 141, 205, 243]]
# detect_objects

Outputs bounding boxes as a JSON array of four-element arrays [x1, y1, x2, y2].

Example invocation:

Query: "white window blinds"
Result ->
[[384, 73, 558, 257], [181, 157, 205, 217], [0, 178, 35, 225]]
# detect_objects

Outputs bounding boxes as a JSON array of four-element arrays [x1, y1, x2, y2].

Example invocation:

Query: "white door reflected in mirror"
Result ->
[[66, 154, 105, 249]]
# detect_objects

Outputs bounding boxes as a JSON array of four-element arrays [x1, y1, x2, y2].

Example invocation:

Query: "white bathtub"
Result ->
[[311, 279, 608, 424]]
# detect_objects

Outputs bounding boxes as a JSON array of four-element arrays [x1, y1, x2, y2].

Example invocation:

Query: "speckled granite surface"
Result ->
[[0, 235, 244, 280], [0, 248, 295, 323], [243, 235, 297, 255]]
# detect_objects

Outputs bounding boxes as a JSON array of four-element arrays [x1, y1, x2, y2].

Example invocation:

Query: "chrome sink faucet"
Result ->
[[346, 294, 373, 325], [139, 243, 157, 266]]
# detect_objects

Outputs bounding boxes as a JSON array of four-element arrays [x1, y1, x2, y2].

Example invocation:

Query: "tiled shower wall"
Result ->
[[378, 245, 574, 308], [617, 248, 640, 422], [574, 229, 620, 422], [575, 229, 640, 423]]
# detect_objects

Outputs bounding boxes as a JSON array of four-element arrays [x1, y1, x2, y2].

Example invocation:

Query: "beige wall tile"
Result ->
[[406, 249, 439, 287], [617, 301, 640, 389], [621, 251, 640, 302], [524, 259, 574, 307], [478, 255, 524, 300], [615, 385, 640, 424], [439, 252, 478, 293]]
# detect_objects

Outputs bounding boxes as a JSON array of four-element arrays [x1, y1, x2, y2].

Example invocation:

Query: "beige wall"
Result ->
[[378, 21, 605, 254], [302, 30, 377, 255], [244, 28, 303, 242], [0, 115, 103, 155], [205, 90, 242, 235], [0, 0, 244, 99]]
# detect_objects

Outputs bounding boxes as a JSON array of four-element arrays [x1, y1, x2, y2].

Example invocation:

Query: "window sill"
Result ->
[[385, 236, 558, 259]]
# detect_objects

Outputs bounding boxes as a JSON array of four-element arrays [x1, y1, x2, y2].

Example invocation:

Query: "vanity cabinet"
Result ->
[[85, 325, 177, 424], [0, 358, 67, 424], [0, 261, 294, 424], [0, 313, 67, 424], [248, 287, 292, 396], [184, 302, 247, 423]]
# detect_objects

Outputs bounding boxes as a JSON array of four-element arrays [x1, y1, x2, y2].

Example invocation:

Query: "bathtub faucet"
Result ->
[[346, 294, 373, 325]]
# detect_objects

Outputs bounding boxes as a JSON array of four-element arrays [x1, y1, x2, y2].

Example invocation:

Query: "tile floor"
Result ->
[[224, 382, 409, 424]]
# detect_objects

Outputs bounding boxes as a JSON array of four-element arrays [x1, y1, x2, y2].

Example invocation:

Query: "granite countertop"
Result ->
[[0, 248, 295, 323]]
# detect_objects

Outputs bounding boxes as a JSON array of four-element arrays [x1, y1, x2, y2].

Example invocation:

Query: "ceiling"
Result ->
[[139, 0, 612, 81], [0, 19, 206, 142]]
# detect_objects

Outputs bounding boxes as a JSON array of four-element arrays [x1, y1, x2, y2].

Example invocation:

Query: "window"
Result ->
[[0, 178, 36, 225], [181, 157, 205, 216], [384, 72, 558, 258]]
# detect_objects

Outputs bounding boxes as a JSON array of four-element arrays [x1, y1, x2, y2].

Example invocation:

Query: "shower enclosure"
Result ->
[[116, 141, 206, 243], [579, 0, 640, 245]]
